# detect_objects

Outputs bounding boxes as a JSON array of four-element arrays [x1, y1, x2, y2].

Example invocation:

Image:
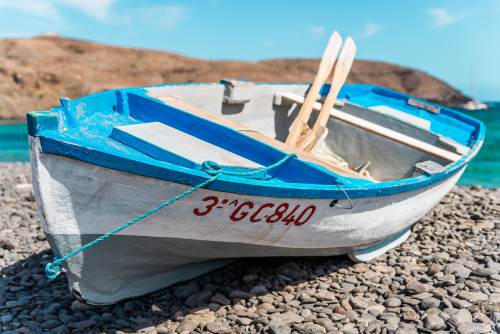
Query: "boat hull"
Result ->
[[31, 137, 464, 304]]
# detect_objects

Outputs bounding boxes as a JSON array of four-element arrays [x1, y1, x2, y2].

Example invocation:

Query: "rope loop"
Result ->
[[201, 160, 223, 176], [44, 153, 296, 281], [45, 261, 62, 281]]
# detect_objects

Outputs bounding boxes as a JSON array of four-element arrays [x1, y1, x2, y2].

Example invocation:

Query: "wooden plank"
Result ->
[[307, 37, 357, 151], [279, 93, 462, 162], [369, 105, 431, 130], [285, 31, 342, 147], [112, 122, 262, 168], [154, 96, 369, 179]]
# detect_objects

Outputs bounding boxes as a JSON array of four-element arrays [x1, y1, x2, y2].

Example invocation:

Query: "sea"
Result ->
[[1, 103, 499, 187]]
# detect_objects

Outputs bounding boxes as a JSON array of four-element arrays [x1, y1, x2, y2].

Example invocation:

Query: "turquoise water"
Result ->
[[0, 104, 499, 187], [458, 102, 500, 188], [0, 123, 29, 162]]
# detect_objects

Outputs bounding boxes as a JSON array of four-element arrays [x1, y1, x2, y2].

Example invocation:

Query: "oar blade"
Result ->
[[286, 31, 343, 147], [306, 37, 357, 152], [316, 31, 343, 82], [331, 36, 357, 92]]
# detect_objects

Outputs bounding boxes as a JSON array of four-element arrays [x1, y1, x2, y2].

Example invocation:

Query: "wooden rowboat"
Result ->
[[28, 81, 484, 304]]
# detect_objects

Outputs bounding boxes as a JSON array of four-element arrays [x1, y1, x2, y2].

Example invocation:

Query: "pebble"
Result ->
[[0, 314, 13, 323], [449, 309, 472, 326], [444, 263, 471, 279], [176, 319, 198, 332], [314, 289, 336, 301], [457, 290, 489, 303], [384, 297, 402, 307], [210, 293, 231, 305], [68, 319, 96, 330], [173, 282, 199, 299], [349, 296, 370, 309], [70, 300, 92, 312], [184, 290, 212, 307], [403, 309, 419, 322], [206, 321, 230, 333], [0, 164, 497, 334], [456, 322, 492, 334], [424, 314, 445, 330], [405, 281, 430, 294], [236, 317, 252, 325], [250, 285, 268, 295], [340, 323, 358, 334], [266, 319, 291, 334], [472, 267, 497, 277], [41, 319, 61, 329], [420, 297, 440, 309], [271, 311, 304, 324], [366, 304, 385, 317]]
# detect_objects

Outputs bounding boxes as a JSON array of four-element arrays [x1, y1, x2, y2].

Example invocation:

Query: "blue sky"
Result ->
[[0, 0, 498, 100]]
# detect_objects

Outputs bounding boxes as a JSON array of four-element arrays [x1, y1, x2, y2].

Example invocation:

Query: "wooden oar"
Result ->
[[306, 37, 357, 152], [285, 31, 342, 147]]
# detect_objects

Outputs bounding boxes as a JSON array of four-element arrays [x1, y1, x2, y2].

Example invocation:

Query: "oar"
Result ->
[[285, 31, 342, 147], [305, 37, 357, 152]]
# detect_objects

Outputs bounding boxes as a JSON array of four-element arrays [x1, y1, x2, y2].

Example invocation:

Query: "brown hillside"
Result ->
[[0, 36, 469, 121]]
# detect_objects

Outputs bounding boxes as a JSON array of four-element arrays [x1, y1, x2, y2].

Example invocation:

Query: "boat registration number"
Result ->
[[193, 196, 317, 226]]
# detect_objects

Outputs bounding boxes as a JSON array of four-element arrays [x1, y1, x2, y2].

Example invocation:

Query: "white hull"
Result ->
[[31, 137, 464, 304]]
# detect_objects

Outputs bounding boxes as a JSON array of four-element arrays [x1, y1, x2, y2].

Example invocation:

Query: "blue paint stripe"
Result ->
[[36, 135, 475, 199]]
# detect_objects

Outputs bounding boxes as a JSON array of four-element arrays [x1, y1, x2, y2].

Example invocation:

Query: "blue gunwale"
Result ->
[[27, 82, 485, 200]]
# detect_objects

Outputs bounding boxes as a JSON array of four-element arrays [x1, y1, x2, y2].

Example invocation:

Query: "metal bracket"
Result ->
[[220, 79, 252, 105], [329, 184, 354, 209], [413, 160, 445, 176]]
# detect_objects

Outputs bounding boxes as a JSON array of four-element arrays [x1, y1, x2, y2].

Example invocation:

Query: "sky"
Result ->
[[0, 0, 498, 100]]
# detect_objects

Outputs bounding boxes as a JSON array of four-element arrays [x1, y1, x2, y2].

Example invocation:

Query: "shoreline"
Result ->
[[0, 120, 26, 125], [0, 163, 499, 333]]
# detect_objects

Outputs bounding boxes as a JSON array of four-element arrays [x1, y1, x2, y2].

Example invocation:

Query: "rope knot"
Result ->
[[201, 160, 223, 176], [45, 261, 62, 281]]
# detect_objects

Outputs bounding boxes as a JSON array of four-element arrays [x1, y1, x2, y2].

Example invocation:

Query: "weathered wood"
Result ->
[[285, 31, 342, 147], [307, 37, 357, 151], [278, 93, 462, 162], [296, 130, 316, 151], [112, 122, 261, 168], [155, 96, 368, 178], [308, 127, 329, 152]]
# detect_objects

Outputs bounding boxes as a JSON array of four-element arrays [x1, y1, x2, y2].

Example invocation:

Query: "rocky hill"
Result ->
[[0, 36, 469, 120]]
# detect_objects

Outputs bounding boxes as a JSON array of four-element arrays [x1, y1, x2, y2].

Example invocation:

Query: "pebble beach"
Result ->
[[0, 163, 499, 334]]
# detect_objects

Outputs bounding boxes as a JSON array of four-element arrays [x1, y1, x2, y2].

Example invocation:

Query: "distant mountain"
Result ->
[[0, 35, 470, 120]]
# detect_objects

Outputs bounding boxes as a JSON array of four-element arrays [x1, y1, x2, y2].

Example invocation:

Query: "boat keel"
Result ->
[[348, 228, 412, 262]]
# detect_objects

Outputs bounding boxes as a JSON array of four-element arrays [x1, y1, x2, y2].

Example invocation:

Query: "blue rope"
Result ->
[[45, 153, 296, 281]]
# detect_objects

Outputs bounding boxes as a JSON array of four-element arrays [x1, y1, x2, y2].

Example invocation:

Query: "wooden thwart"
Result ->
[[278, 93, 462, 162], [112, 122, 262, 168], [155, 96, 369, 179]]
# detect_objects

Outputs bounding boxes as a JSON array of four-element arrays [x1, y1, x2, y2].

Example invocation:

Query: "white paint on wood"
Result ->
[[369, 105, 431, 130], [113, 122, 261, 168], [31, 136, 464, 250]]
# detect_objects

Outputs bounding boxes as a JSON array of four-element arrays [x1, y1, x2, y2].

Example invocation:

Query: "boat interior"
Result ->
[[30, 81, 483, 187]]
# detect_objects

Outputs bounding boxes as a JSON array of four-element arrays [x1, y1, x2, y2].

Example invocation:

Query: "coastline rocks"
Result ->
[[0, 163, 498, 333]]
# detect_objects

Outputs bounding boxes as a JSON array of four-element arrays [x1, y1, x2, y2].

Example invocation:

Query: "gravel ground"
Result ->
[[0, 163, 499, 334]]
